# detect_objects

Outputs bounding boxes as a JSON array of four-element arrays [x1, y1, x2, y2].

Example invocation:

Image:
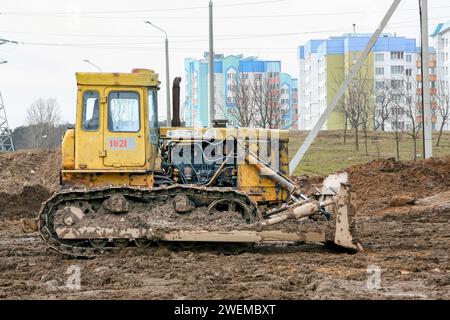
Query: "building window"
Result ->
[[376, 95, 384, 104], [375, 81, 384, 89], [227, 69, 236, 81], [392, 121, 405, 131], [406, 54, 412, 63], [391, 65, 404, 74], [405, 68, 412, 76], [375, 67, 384, 75], [391, 51, 404, 60], [392, 94, 402, 103], [391, 80, 404, 89], [375, 53, 384, 62]]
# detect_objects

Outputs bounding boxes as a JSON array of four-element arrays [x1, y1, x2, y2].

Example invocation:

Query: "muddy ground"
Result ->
[[0, 151, 449, 299]]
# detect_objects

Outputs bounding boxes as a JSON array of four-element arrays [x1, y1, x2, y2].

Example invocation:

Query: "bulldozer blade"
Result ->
[[333, 183, 363, 252], [321, 171, 348, 196]]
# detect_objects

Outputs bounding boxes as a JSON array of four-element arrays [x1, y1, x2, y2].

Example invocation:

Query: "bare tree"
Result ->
[[399, 76, 422, 160], [374, 79, 394, 131], [340, 67, 373, 151], [389, 93, 406, 161], [435, 80, 450, 146], [251, 75, 281, 129], [222, 73, 256, 127], [26, 98, 62, 149]]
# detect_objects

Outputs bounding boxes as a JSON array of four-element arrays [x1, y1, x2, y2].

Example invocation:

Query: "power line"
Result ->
[[1, 5, 449, 20], [0, 0, 286, 16], [0, 15, 448, 42]]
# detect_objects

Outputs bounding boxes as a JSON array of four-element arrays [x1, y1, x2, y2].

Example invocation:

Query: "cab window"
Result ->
[[148, 89, 158, 128], [108, 91, 140, 132], [82, 91, 100, 131]]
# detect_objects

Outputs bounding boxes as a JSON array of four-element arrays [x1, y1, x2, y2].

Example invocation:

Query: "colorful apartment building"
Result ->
[[184, 53, 298, 129], [431, 21, 450, 131], [298, 33, 419, 131], [416, 48, 438, 130]]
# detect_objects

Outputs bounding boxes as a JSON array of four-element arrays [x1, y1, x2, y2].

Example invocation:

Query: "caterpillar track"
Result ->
[[38, 185, 261, 258]]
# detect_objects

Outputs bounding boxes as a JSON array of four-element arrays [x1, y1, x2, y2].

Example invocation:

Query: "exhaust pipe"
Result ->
[[172, 77, 182, 127]]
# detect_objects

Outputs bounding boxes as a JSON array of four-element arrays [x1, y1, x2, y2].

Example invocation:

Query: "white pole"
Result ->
[[420, 0, 433, 158], [165, 37, 171, 126], [289, 0, 402, 175], [208, 0, 215, 127], [145, 21, 171, 126]]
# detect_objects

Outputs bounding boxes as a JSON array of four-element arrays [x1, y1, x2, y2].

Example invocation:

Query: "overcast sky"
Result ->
[[1, 0, 449, 128]]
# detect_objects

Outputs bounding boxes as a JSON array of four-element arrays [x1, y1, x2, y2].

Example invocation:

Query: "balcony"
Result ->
[[416, 60, 437, 68], [416, 115, 438, 124], [416, 101, 438, 109], [416, 88, 438, 95], [416, 74, 437, 81]]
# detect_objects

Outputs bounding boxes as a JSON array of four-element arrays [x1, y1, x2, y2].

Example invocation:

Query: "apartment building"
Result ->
[[431, 21, 450, 131], [298, 33, 418, 131], [184, 53, 297, 129]]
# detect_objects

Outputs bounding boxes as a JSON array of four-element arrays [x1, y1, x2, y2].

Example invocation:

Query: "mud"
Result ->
[[0, 150, 60, 220], [347, 156, 450, 215], [0, 150, 449, 299], [0, 193, 448, 299]]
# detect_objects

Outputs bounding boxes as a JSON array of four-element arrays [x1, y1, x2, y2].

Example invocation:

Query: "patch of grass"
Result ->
[[288, 130, 450, 177]]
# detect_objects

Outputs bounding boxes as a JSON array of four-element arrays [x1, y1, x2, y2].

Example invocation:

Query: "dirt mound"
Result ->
[[0, 149, 60, 219], [0, 185, 52, 219], [347, 156, 450, 214], [0, 149, 60, 194]]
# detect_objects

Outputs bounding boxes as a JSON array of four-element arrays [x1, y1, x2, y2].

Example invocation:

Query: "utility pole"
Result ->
[[208, 0, 215, 127], [145, 21, 171, 126], [420, 0, 433, 158]]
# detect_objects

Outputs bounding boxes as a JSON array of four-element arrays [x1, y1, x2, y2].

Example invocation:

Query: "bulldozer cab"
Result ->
[[72, 69, 159, 171]]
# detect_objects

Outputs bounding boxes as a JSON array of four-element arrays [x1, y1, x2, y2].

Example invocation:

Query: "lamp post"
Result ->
[[83, 59, 102, 72], [145, 21, 171, 126]]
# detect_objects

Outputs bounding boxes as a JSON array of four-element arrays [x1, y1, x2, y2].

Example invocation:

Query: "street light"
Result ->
[[83, 59, 102, 72], [0, 59, 7, 64], [145, 20, 171, 126]]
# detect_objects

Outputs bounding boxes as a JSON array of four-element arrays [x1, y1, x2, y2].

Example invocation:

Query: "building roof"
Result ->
[[431, 21, 450, 37], [298, 33, 417, 59]]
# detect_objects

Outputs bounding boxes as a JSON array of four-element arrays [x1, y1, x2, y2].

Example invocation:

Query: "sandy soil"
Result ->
[[0, 150, 449, 299]]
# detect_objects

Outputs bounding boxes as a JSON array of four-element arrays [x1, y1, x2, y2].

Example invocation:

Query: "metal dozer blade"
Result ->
[[248, 153, 363, 252]]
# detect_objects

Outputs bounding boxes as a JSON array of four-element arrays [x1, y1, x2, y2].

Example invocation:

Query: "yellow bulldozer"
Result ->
[[38, 68, 362, 257]]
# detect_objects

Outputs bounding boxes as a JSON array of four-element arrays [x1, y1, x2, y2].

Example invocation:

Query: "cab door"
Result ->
[[102, 88, 146, 168], [75, 87, 104, 170]]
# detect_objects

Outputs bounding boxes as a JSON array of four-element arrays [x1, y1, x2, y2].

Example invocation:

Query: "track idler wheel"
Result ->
[[89, 239, 108, 248], [135, 239, 151, 248], [179, 241, 195, 249], [156, 240, 173, 248], [220, 243, 250, 255], [113, 239, 129, 249]]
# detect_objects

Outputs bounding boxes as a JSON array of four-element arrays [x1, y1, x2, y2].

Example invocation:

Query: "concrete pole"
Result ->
[[145, 21, 171, 126], [165, 37, 171, 126], [420, 0, 433, 158], [208, 0, 215, 127]]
